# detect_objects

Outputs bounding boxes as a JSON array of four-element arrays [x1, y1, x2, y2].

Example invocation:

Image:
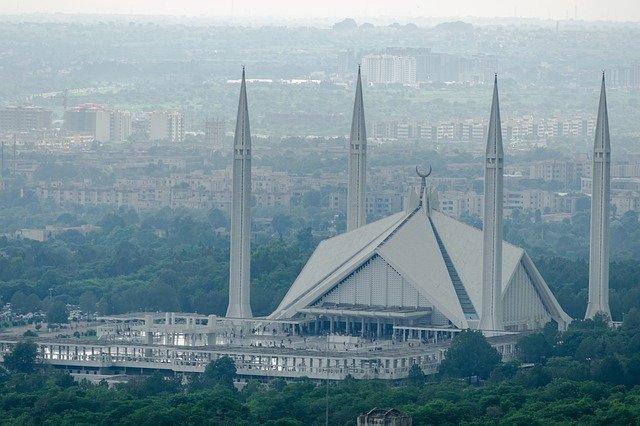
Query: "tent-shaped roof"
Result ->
[[269, 192, 571, 330]]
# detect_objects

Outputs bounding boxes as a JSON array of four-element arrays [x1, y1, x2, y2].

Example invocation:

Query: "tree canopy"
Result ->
[[439, 330, 501, 382], [3, 340, 38, 374]]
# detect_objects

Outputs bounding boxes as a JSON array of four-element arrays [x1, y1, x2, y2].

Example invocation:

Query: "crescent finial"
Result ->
[[416, 164, 432, 179]]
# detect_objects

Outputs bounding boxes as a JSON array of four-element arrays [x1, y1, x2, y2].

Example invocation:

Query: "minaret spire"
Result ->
[[585, 72, 612, 321], [226, 67, 253, 318], [479, 74, 504, 332], [347, 66, 367, 232]]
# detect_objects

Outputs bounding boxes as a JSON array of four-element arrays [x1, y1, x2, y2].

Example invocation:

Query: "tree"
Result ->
[[10, 291, 41, 314], [47, 300, 69, 324], [207, 208, 228, 229], [439, 330, 501, 383], [272, 213, 293, 239], [517, 333, 551, 363], [3, 340, 38, 373], [595, 356, 625, 385], [79, 291, 98, 314], [407, 363, 426, 385], [301, 190, 322, 208], [622, 307, 640, 332], [204, 356, 237, 389]]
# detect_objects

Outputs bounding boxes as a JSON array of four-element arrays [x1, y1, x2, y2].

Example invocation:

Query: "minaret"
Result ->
[[347, 66, 367, 232], [226, 68, 253, 318], [479, 75, 504, 332], [585, 73, 612, 321]]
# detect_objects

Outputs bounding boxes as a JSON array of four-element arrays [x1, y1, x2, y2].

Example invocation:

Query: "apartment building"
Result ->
[[0, 106, 52, 133], [149, 111, 185, 143]]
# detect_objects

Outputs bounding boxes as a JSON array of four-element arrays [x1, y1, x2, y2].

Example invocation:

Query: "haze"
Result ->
[[4, 0, 640, 22]]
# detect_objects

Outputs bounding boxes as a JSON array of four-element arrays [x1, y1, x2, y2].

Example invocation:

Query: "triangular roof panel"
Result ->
[[377, 210, 467, 328], [270, 212, 405, 318]]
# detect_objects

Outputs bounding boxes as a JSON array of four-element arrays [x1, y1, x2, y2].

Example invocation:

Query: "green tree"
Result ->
[[79, 291, 98, 314], [207, 208, 228, 229], [47, 300, 69, 324], [407, 363, 426, 385], [517, 333, 551, 363], [272, 213, 293, 239], [439, 330, 501, 383], [595, 356, 625, 385], [3, 340, 38, 373], [204, 356, 237, 389]]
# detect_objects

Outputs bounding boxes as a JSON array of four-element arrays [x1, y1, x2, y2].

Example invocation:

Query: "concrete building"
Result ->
[[269, 76, 569, 334], [64, 104, 131, 142], [0, 71, 580, 383], [109, 110, 133, 142], [358, 408, 412, 426], [149, 111, 185, 143], [269, 185, 570, 333], [0, 106, 52, 133], [347, 67, 367, 232], [205, 119, 226, 150], [586, 75, 612, 321], [226, 69, 253, 319], [361, 54, 417, 85]]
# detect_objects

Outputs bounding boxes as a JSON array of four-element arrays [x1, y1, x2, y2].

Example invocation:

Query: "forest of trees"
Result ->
[[0, 207, 317, 318]]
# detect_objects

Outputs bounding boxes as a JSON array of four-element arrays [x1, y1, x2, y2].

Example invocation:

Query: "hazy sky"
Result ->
[[3, 0, 640, 22]]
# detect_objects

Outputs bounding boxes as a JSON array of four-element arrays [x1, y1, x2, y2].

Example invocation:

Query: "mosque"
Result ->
[[229, 67, 583, 335], [0, 69, 614, 381]]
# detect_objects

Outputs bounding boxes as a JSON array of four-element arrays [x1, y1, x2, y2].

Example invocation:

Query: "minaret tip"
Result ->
[[494, 72, 498, 83], [347, 63, 367, 232]]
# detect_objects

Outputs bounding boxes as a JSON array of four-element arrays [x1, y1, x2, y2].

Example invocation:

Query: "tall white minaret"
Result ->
[[347, 66, 367, 232], [226, 68, 253, 318], [479, 75, 504, 332], [585, 73, 612, 321]]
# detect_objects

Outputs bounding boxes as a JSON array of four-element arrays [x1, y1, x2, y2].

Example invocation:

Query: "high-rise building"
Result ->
[[205, 119, 226, 150], [347, 67, 367, 232], [226, 69, 253, 319], [149, 111, 185, 143], [361, 54, 416, 84], [94, 109, 111, 142], [585, 74, 612, 321], [109, 110, 133, 142], [64, 104, 131, 142], [479, 76, 504, 332], [0, 106, 52, 133]]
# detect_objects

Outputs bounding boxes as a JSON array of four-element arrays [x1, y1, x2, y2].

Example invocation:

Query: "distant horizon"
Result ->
[[1, 0, 640, 23], [0, 13, 638, 28]]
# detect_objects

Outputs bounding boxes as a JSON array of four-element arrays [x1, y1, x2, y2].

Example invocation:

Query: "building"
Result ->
[[0, 106, 52, 133], [149, 111, 185, 143], [64, 104, 131, 142], [268, 188, 570, 333], [361, 54, 417, 85], [357, 408, 412, 426], [205, 119, 226, 150], [109, 110, 133, 142], [269, 77, 570, 334]]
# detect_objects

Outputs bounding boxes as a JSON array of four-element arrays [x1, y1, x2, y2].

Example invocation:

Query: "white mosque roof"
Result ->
[[269, 193, 571, 329]]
